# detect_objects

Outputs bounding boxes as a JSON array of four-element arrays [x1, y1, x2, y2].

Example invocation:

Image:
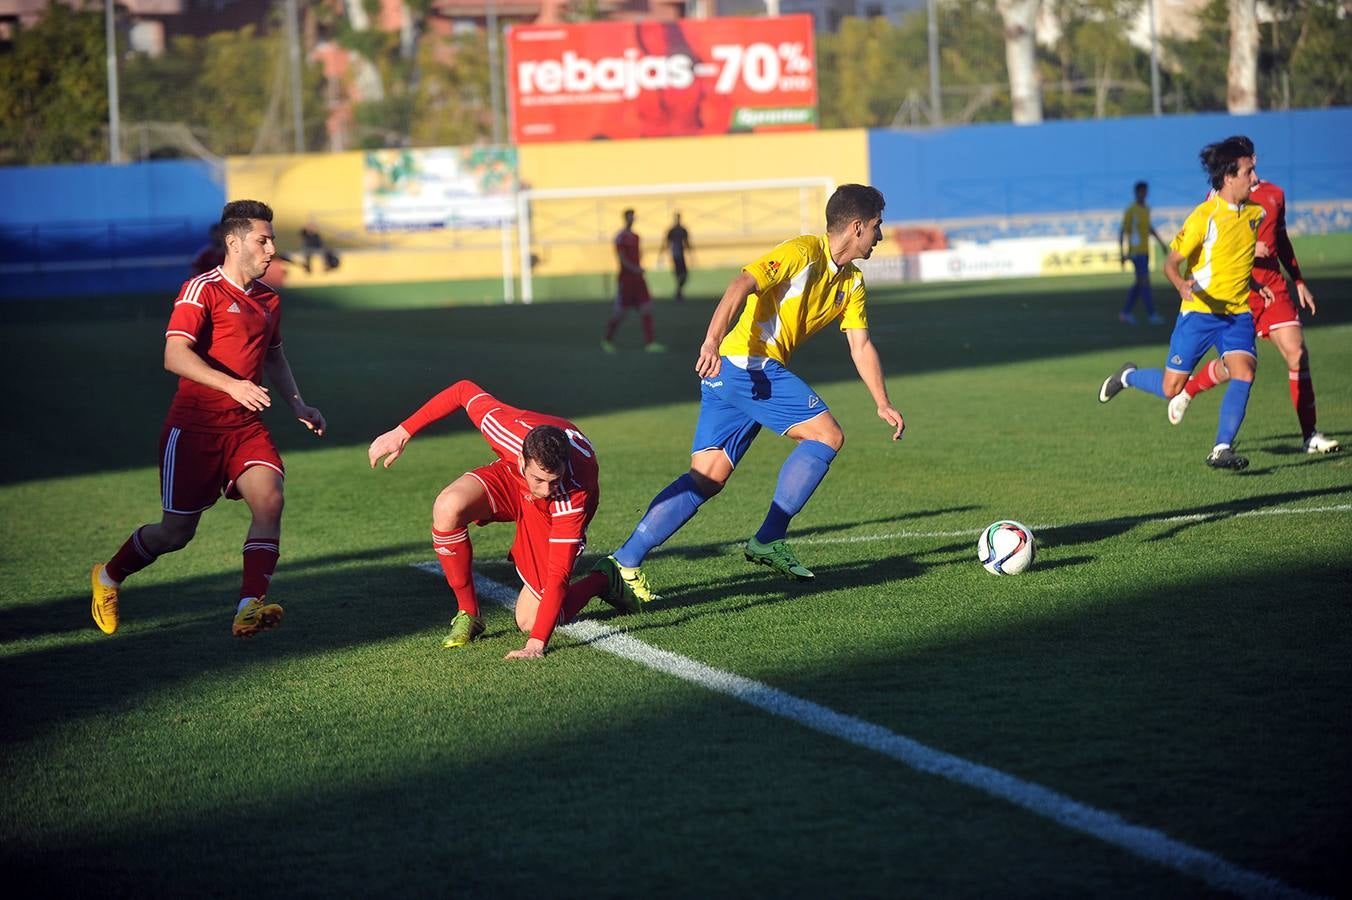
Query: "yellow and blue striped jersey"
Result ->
[[719, 234, 868, 366], [1121, 202, 1152, 256], [1170, 196, 1264, 315]]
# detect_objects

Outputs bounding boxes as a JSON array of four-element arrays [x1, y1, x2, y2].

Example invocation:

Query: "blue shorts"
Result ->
[[691, 359, 829, 466], [1165, 311, 1256, 374], [1130, 253, 1149, 277]]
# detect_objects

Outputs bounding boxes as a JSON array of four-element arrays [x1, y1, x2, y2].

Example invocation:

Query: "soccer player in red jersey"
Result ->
[[601, 208, 665, 354], [91, 200, 327, 638], [367, 381, 633, 659], [1168, 138, 1340, 454]]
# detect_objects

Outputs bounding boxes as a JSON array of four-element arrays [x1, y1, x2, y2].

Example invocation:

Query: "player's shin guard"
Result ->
[[433, 527, 478, 617], [1215, 378, 1253, 448], [1289, 368, 1318, 439], [754, 440, 837, 544], [1125, 368, 1168, 400], [240, 537, 279, 602], [614, 473, 707, 569], [104, 526, 159, 583]]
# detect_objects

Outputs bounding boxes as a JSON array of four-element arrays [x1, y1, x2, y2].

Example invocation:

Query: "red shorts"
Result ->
[[467, 458, 593, 598], [616, 273, 651, 308], [1249, 279, 1301, 339], [159, 420, 284, 515]]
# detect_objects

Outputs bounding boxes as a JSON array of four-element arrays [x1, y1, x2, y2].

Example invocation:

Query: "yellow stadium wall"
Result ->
[[224, 129, 870, 287]]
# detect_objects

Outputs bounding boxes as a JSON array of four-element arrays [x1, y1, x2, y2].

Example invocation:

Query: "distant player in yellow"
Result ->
[[1100, 137, 1274, 471], [592, 185, 905, 603], [1118, 181, 1169, 325]]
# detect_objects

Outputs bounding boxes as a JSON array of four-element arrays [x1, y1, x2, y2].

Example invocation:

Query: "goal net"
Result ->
[[515, 177, 834, 303]]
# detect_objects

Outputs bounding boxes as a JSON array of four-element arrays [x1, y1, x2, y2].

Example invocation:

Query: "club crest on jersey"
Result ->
[[834, 289, 845, 307]]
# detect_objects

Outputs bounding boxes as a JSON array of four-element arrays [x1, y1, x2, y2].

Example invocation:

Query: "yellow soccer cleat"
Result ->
[[91, 564, 120, 635], [232, 596, 284, 638], [611, 556, 662, 604]]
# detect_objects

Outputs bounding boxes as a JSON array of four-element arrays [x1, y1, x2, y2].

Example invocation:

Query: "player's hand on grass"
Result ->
[[879, 406, 905, 441], [368, 426, 411, 469], [295, 405, 326, 437], [505, 638, 546, 660], [1295, 281, 1316, 314], [229, 380, 271, 412], [695, 340, 722, 378]]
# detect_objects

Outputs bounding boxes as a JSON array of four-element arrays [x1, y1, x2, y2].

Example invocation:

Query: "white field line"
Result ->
[[789, 503, 1352, 547], [411, 562, 1319, 900]]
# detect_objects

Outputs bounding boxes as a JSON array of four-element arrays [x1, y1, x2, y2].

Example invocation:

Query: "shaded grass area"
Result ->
[[2, 256, 1350, 897]]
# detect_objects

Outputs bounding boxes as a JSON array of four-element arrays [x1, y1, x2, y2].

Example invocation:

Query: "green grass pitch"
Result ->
[[1, 256, 1349, 897]]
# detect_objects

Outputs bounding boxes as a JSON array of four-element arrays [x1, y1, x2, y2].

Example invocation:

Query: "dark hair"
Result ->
[[622, 208, 635, 219], [220, 199, 274, 240], [522, 425, 569, 474], [1199, 137, 1253, 191], [825, 184, 885, 232], [1134, 181, 1148, 193]]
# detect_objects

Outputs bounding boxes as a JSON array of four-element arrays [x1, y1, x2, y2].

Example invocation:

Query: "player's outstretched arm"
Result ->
[[166, 335, 272, 412], [845, 328, 904, 441], [696, 272, 757, 378], [368, 425, 411, 469], [264, 345, 326, 436]]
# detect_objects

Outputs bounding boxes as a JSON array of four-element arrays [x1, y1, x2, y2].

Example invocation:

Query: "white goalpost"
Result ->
[[514, 176, 835, 304]]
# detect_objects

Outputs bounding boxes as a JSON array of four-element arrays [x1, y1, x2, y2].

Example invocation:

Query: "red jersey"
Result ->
[[165, 268, 282, 431], [615, 228, 641, 274], [401, 380, 601, 642], [1247, 180, 1304, 288]]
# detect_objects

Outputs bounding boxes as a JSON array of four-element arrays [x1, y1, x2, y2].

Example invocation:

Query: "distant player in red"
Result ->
[[188, 223, 225, 276], [91, 199, 327, 638], [1169, 142, 1340, 454], [367, 381, 636, 659], [601, 209, 664, 354]]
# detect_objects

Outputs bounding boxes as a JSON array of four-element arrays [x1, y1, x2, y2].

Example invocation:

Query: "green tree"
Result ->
[[0, 5, 109, 165]]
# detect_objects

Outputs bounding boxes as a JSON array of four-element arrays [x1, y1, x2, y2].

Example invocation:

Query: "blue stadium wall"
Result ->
[[0, 160, 224, 299], [867, 107, 1352, 241]]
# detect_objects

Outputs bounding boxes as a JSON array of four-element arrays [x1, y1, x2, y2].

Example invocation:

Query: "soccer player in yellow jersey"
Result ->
[[592, 185, 904, 599], [1118, 181, 1169, 324], [1099, 137, 1274, 471]]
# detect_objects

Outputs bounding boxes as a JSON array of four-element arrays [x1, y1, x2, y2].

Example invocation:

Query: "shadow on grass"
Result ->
[[6, 272, 1349, 486]]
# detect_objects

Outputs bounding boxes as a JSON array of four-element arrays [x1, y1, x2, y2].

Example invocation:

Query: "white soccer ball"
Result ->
[[977, 520, 1036, 575]]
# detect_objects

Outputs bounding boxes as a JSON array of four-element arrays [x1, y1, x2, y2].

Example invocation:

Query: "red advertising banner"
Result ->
[[507, 15, 818, 144]]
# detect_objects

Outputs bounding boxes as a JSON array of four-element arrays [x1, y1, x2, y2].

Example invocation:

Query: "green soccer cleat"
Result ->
[[441, 610, 485, 649], [744, 536, 815, 582], [589, 556, 644, 613]]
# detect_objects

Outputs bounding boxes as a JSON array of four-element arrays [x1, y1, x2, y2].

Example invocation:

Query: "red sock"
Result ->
[[240, 537, 279, 601], [604, 315, 620, 342], [433, 527, 477, 617], [105, 526, 158, 583], [1289, 368, 1318, 438], [562, 571, 609, 620], [1186, 358, 1220, 397], [642, 313, 655, 345]]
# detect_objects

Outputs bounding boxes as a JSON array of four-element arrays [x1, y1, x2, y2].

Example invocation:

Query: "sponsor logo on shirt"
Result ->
[[1171, 354, 1183, 366], [808, 395, 820, 409], [227, 302, 242, 313]]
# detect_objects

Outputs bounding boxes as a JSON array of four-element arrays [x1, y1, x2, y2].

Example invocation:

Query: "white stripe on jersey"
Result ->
[[180, 268, 222, 308], [548, 538, 582, 543], [165, 330, 198, 342], [480, 412, 524, 455], [464, 392, 491, 410]]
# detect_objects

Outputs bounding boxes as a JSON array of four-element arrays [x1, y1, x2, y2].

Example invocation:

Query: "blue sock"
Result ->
[[754, 440, 837, 544], [1215, 378, 1252, 446], [1141, 282, 1155, 316], [614, 473, 707, 568], [1124, 367, 1167, 400], [1122, 283, 1139, 315]]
